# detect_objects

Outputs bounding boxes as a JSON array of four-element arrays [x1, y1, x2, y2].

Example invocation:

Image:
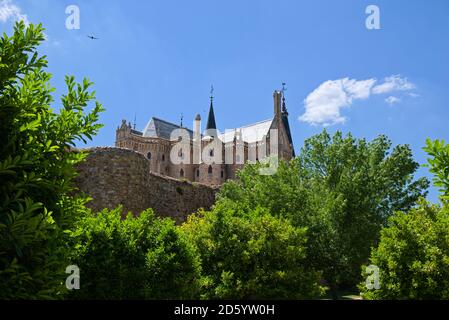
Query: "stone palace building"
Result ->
[[115, 89, 294, 186]]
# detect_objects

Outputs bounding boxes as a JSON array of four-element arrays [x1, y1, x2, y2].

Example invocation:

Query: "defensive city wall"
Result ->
[[74, 147, 218, 223]]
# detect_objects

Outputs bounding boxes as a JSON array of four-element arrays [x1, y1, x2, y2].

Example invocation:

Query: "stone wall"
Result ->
[[74, 147, 218, 223]]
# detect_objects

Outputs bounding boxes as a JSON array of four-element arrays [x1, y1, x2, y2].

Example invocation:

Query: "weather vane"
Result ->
[[281, 82, 287, 93], [180, 113, 184, 127]]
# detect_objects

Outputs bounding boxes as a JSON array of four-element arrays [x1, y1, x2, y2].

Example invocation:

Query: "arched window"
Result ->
[[147, 152, 152, 160], [180, 169, 184, 177], [209, 149, 214, 157], [221, 170, 224, 178], [208, 165, 212, 175], [178, 149, 183, 159], [236, 155, 241, 164], [162, 154, 165, 161], [196, 169, 199, 177]]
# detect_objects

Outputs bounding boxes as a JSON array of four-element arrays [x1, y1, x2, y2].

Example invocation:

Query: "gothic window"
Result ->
[[209, 149, 214, 157], [178, 149, 183, 159], [180, 169, 184, 177], [221, 170, 224, 178], [162, 154, 165, 161], [196, 169, 199, 177], [147, 152, 152, 160], [208, 165, 212, 175]]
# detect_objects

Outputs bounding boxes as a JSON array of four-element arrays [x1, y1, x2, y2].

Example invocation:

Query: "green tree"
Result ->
[[0, 22, 104, 298], [69, 207, 202, 299], [424, 139, 449, 206], [361, 139, 449, 299], [218, 130, 428, 296], [360, 201, 449, 299], [181, 204, 324, 299]]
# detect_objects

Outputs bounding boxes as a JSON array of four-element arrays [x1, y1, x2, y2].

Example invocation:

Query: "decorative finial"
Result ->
[[180, 113, 184, 127], [133, 113, 136, 130], [210, 85, 214, 101], [281, 82, 288, 113]]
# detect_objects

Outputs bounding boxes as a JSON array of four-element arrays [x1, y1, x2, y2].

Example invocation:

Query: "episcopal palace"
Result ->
[[115, 89, 295, 186]]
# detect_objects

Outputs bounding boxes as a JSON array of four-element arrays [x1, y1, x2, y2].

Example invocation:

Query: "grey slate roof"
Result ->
[[218, 118, 274, 144], [142, 117, 193, 140], [282, 113, 295, 156], [206, 100, 217, 130]]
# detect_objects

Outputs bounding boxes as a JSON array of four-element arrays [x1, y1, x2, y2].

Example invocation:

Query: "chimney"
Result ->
[[194, 114, 201, 139], [273, 90, 281, 118], [193, 114, 201, 164]]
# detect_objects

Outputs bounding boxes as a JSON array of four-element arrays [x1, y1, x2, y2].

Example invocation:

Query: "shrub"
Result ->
[[360, 201, 449, 299], [181, 205, 324, 299], [68, 207, 202, 299]]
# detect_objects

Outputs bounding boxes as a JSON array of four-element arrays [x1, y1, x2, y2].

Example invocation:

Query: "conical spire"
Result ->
[[206, 86, 217, 130]]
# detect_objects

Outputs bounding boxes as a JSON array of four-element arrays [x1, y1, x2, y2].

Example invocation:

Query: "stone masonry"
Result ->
[[74, 147, 218, 223]]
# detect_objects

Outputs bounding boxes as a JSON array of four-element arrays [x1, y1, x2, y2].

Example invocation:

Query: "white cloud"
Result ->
[[300, 75, 418, 126], [299, 78, 377, 126], [385, 96, 401, 106], [372, 75, 415, 94], [0, 0, 29, 25], [408, 92, 421, 98]]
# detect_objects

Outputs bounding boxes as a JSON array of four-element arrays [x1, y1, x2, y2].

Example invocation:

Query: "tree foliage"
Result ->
[[361, 139, 449, 299], [181, 205, 323, 299], [217, 130, 428, 294], [361, 201, 449, 299], [0, 22, 104, 299], [68, 208, 202, 299], [424, 139, 449, 206]]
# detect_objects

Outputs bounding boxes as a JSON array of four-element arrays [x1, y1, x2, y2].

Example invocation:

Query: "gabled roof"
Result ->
[[218, 118, 274, 144], [142, 117, 193, 140], [282, 113, 295, 156]]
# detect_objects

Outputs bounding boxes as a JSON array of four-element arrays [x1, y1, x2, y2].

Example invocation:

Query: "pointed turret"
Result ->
[[206, 96, 216, 130]]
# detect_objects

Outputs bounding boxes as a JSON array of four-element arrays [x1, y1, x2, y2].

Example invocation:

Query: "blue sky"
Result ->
[[1, 0, 448, 202]]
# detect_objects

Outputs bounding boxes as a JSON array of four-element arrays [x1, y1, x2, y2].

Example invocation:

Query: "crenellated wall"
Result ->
[[74, 147, 218, 223]]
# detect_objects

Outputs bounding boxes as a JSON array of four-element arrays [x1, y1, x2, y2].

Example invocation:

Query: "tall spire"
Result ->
[[206, 85, 217, 130]]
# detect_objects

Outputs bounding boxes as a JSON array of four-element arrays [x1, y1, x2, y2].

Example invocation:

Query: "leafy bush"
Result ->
[[218, 130, 428, 295], [68, 207, 202, 299], [361, 139, 449, 299], [181, 205, 324, 299], [361, 202, 449, 299], [0, 22, 104, 299]]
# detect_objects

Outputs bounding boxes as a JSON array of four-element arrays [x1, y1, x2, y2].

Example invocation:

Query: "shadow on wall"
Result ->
[[73, 147, 218, 224]]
